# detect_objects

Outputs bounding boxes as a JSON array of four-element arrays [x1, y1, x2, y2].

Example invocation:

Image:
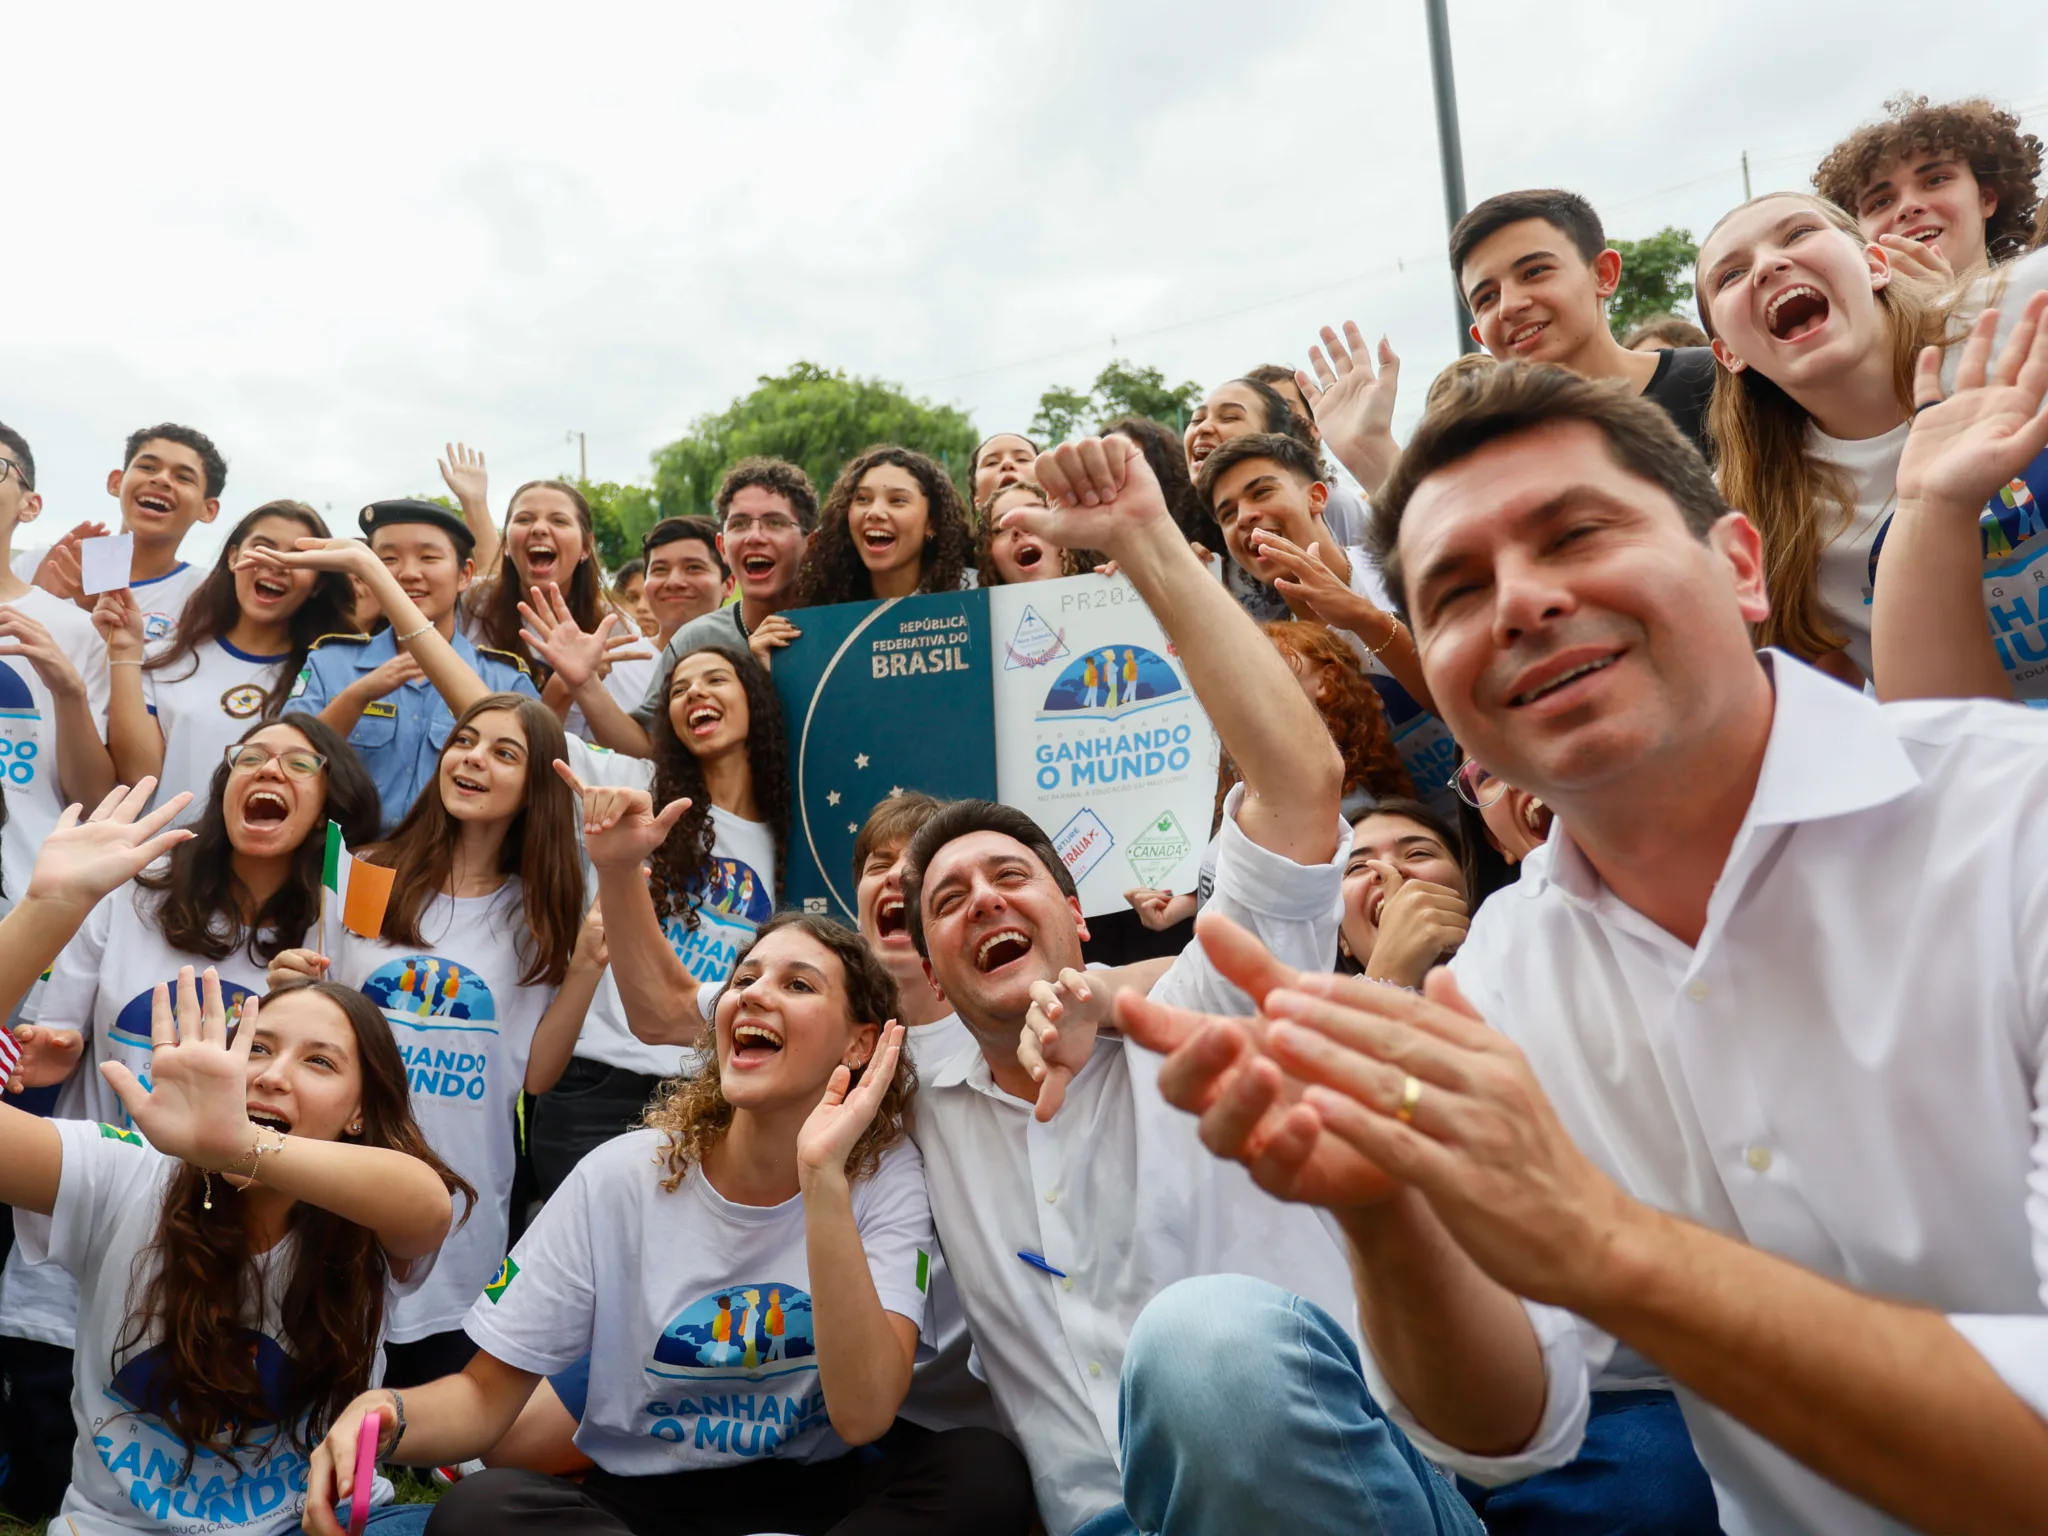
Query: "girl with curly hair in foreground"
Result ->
[[303, 913, 1034, 1536]]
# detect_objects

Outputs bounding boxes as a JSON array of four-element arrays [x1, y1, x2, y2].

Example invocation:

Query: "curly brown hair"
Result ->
[[646, 643, 790, 934], [644, 913, 914, 1190], [1255, 622, 1413, 801], [972, 481, 1087, 584], [1814, 95, 2044, 264], [793, 446, 972, 606]]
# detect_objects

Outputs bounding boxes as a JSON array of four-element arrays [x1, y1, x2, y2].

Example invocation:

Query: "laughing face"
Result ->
[[666, 650, 751, 761], [1398, 419, 1770, 801], [1460, 218, 1613, 365], [713, 927, 879, 1116], [1338, 811, 1464, 967], [849, 464, 930, 586], [229, 516, 320, 629], [224, 724, 330, 860], [984, 488, 1061, 583], [438, 707, 531, 823], [1210, 457, 1325, 583], [241, 989, 366, 1151], [370, 524, 473, 624], [857, 836, 921, 997], [1699, 196, 1891, 396], [1853, 152, 1997, 274], [916, 830, 1087, 1029], [1183, 381, 1273, 478], [972, 435, 1039, 503], [718, 485, 808, 605], [107, 438, 219, 545], [505, 486, 588, 592]]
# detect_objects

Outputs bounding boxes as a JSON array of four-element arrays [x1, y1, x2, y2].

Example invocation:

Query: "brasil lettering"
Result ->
[[870, 613, 973, 678], [646, 1389, 827, 1457], [1035, 724, 1195, 790]]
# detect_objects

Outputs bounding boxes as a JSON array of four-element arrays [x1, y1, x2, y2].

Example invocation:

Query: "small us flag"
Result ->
[[0, 1025, 20, 1085]]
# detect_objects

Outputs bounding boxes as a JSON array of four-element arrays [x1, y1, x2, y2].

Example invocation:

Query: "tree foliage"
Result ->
[[650, 362, 979, 519], [1608, 227, 1700, 337], [1030, 359, 1203, 443], [578, 480, 662, 571]]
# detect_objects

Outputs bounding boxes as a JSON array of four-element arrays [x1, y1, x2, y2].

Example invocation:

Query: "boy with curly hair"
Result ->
[[1814, 93, 2043, 274]]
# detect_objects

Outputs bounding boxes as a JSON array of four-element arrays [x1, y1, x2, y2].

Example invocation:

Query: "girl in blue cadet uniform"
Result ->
[[302, 913, 1033, 1536], [267, 692, 602, 1391], [282, 501, 538, 834], [792, 446, 974, 606], [0, 785, 469, 1536], [95, 501, 356, 824]]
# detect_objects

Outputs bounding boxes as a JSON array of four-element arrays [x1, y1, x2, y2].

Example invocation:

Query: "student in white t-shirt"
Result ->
[[303, 913, 1031, 1536], [95, 502, 358, 823], [269, 693, 602, 1390], [0, 788, 466, 1536], [527, 606, 781, 1194], [0, 716, 384, 1503], [1695, 191, 2048, 694]]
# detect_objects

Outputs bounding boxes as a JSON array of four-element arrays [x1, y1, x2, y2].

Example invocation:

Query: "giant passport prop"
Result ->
[[774, 574, 1221, 921]]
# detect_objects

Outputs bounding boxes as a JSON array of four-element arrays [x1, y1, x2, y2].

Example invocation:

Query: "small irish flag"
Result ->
[[321, 821, 398, 944]]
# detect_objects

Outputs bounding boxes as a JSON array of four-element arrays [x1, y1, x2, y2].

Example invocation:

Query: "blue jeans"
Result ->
[[1461, 1389, 1720, 1534], [1076, 1275, 1487, 1536], [285, 1501, 434, 1535]]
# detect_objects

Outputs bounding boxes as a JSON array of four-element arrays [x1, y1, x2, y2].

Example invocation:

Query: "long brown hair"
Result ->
[[971, 481, 1087, 583], [1699, 193, 1966, 660], [466, 480, 615, 676], [369, 693, 583, 987], [645, 644, 789, 932], [115, 982, 473, 1477], [793, 446, 972, 606], [137, 715, 381, 963], [644, 914, 912, 1190], [147, 503, 356, 715]]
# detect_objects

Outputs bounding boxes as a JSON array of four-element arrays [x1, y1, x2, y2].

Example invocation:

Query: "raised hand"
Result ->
[[99, 968, 258, 1171], [30, 521, 107, 605], [23, 781, 195, 910], [267, 947, 332, 989], [1250, 531, 1368, 627], [520, 583, 619, 689], [552, 761, 689, 868], [240, 535, 382, 581], [4, 1024, 84, 1094], [0, 606, 91, 699], [1019, 968, 1108, 1122], [1360, 861, 1470, 989], [1297, 324, 1403, 495], [437, 442, 489, 511], [92, 588, 147, 662], [797, 1023, 904, 1183], [1013, 436, 1172, 562], [748, 613, 802, 671], [1898, 291, 2048, 520], [1877, 232, 1956, 288]]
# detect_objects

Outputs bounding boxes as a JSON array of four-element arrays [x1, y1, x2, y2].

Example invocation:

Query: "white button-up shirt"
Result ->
[[1390, 654, 2048, 1536], [913, 788, 1360, 1535]]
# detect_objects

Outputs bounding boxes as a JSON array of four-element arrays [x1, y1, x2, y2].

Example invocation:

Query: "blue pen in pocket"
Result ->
[[1017, 1250, 1068, 1279]]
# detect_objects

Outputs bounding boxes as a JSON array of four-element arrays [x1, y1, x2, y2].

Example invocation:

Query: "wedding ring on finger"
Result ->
[[1395, 1074, 1423, 1124]]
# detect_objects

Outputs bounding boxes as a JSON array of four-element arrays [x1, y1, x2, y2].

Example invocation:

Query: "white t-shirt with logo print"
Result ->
[[325, 881, 553, 1341], [0, 584, 111, 910], [556, 737, 778, 1079], [142, 637, 293, 824], [0, 879, 282, 1350], [17, 1118, 415, 1536], [463, 1127, 933, 1476]]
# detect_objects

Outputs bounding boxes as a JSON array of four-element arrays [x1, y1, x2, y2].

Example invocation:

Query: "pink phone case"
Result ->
[[348, 1407, 383, 1536]]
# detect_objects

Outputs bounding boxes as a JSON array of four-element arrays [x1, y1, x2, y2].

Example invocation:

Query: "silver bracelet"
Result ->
[[394, 622, 433, 644], [109, 659, 144, 668]]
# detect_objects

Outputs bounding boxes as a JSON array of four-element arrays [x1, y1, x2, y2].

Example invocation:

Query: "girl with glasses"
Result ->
[[0, 723, 382, 1498], [93, 502, 356, 825], [1447, 755, 1553, 905]]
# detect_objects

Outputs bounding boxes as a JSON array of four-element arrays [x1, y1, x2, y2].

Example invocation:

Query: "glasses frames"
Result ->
[[1447, 757, 1508, 810], [225, 743, 328, 779], [721, 514, 802, 537]]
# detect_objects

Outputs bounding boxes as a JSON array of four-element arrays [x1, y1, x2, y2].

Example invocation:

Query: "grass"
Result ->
[[0, 1468, 442, 1533]]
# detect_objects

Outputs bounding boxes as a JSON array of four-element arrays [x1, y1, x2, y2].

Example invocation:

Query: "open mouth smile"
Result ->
[[135, 493, 175, 517], [524, 545, 560, 577], [250, 574, 292, 603], [450, 771, 490, 795], [1765, 284, 1830, 342], [1900, 223, 1943, 244], [1507, 653, 1620, 707], [1506, 320, 1550, 350], [247, 1106, 293, 1134], [975, 927, 1032, 974], [731, 1021, 785, 1065], [686, 704, 723, 737], [875, 896, 907, 940], [243, 789, 292, 826], [1013, 544, 1043, 569], [861, 526, 899, 557]]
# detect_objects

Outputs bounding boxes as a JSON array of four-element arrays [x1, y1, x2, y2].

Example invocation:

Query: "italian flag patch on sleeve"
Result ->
[[484, 1258, 519, 1303], [915, 1249, 931, 1295], [98, 1124, 144, 1147]]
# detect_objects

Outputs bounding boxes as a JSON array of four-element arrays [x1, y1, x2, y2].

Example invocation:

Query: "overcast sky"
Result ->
[[6, 1, 2045, 564]]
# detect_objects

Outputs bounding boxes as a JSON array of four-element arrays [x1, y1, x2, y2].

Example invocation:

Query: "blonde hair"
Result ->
[[642, 913, 913, 1192], [1698, 193, 1966, 660]]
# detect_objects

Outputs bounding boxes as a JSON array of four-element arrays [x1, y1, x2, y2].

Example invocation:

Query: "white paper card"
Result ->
[[79, 534, 134, 595]]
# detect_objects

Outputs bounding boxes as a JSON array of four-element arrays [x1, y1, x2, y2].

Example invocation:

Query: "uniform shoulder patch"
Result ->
[[307, 632, 372, 651], [475, 646, 533, 678]]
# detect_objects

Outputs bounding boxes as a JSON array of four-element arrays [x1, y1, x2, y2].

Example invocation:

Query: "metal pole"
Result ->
[[1741, 150, 1752, 201], [1425, 0, 1478, 354]]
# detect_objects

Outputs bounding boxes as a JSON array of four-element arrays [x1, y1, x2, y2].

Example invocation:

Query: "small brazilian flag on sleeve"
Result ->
[[484, 1258, 519, 1303], [98, 1124, 144, 1147], [915, 1249, 931, 1295]]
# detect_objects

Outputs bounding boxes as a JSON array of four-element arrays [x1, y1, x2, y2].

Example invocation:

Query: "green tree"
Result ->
[[1608, 227, 1700, 338], [1031, 359, 1204, 444], [651, 362, 980, 519], [577, 480, 662, 571]]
